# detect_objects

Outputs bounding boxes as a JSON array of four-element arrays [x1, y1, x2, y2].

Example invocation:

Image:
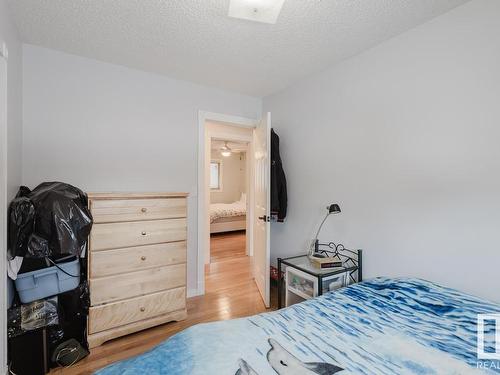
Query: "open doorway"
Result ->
[[198, 111, 271, 309], [203, 121, 254, 300], [209, 140, 248, 263]]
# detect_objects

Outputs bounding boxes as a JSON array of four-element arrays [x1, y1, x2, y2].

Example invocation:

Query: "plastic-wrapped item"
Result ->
[[21, 298, 58, 331], [27, 234, 51, 258], [8, 197, 35, 259], [8, 182, 93, 259], [8, 297, 59, 338], [47, 325, 65, 346], [59, 280, 90, 317]]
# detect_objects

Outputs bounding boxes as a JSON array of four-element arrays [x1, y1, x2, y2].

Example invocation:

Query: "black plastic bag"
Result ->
[[59, 280, 90, 319], [8, 197, 35, 259], [8, 182, 93, 259]]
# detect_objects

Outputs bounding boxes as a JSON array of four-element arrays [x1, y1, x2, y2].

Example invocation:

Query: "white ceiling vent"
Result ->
[[228, 0, 286, 24]]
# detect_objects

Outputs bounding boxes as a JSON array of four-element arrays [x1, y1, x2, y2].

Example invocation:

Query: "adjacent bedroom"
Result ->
[[1, 0, 500, 375], [206, 138, 252, 298], [209, 140, 248, 262]]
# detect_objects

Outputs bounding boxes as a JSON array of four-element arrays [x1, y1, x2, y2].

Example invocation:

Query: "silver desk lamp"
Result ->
[[309, 204, 341, 258]]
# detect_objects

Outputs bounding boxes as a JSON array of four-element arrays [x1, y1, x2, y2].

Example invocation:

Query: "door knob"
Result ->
[[141, 231, 147, 236], [141, 207, 147, 213], [140, 307, 145, 312], [141, 256, 146, 261], [258, 215, 269, 222]]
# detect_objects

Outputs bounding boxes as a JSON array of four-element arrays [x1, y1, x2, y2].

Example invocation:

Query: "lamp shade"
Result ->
[[328, 204, 341, 214]]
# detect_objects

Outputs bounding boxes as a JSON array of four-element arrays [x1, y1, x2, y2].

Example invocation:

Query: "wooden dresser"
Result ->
[[86, 192, 188, 348]]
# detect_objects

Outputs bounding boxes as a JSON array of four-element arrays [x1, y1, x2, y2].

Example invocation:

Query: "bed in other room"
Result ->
[[96, 277, 500, 374], [210, 194, 247, 234]]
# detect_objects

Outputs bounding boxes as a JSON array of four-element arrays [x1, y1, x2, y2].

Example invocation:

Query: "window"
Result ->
[[210, 160, 222, 190]]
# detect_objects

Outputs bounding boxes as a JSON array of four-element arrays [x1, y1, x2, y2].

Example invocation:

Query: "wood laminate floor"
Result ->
[[54, 231, 272, 374], [210, 230, 246, 262]]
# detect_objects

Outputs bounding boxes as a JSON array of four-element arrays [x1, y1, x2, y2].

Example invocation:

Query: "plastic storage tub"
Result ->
[[15, 259, 80, 303]]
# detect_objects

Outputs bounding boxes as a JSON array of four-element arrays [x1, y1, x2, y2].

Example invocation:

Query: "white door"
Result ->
[[253, 112, 271, 307]]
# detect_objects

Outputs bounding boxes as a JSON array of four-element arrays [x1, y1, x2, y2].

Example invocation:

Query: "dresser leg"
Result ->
[[174, 309, 188, 321], [87, 335, 108, 349]]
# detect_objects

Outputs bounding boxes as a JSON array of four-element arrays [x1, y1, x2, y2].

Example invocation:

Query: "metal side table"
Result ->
[[277, 248, 362, 309]]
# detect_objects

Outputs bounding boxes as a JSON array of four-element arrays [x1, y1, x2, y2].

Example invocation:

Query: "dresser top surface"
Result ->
[[87, 192, 189, 200]]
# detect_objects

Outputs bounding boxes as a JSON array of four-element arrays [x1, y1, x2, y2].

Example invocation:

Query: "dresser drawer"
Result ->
[[90, 218, 186, 251], [90, 241, 186, 278], [88, 287, 186, 334], [90, 263, 186, 305], [90, 198, 186, 223]]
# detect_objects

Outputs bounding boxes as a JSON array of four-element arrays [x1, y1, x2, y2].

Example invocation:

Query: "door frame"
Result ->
[[0, 49, 8, 374], [196, 111, 258, 296]]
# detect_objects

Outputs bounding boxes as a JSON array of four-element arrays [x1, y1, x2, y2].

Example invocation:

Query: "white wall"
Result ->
[[210, 150, 246, 204], [0, 0, 23, 201], [22, 45, 261, 295], [0, 0, 22, 371], [264, 0, 500, 302]]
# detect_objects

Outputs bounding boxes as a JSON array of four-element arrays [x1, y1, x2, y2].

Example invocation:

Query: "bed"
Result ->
[[96, 277, 500, 374], [210, 197, 247, 234]]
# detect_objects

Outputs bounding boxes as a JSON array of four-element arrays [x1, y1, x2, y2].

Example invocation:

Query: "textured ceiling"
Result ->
[[8, 0, 469, 97]]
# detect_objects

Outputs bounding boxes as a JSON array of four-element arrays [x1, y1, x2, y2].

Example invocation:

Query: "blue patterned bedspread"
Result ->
[[96, 277, 500, 374]]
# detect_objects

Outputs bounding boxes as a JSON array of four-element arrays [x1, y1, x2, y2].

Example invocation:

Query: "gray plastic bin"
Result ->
[[15, 259, 80, 303]]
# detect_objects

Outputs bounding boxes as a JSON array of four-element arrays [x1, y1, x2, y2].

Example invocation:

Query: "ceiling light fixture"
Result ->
[[220, 142, 232, 157], [228, 0, 286, 25]]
